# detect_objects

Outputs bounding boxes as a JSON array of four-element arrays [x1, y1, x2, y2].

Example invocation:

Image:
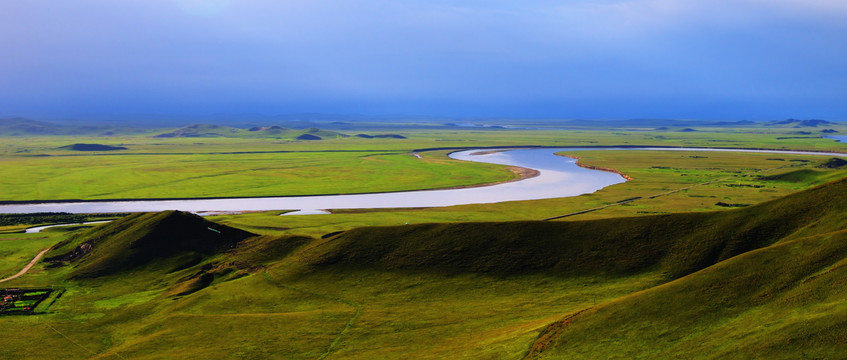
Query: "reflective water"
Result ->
[[1, 147, 844, 214], [25, 220, 112, 233]]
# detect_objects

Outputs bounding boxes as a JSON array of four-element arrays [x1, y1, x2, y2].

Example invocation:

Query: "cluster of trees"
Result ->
[[0, 213, 126, 226]]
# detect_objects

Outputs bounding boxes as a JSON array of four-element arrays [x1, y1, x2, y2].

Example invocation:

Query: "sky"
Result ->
[[2, 0, 847, 120]]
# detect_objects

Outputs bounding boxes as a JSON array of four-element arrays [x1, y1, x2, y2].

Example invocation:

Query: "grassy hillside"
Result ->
[[45, 211, 254, 278], [529, 231, 847, 359], [297, 175, 847, 279]]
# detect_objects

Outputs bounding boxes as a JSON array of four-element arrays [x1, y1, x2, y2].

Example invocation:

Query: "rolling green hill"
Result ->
[[303, 175, 847, 279], [45, 211, 254, 278], [0, 117, 144, 136], [521, 177, 847, 358]]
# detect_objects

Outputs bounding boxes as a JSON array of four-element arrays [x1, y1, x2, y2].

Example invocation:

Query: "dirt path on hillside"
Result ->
[[0, 248, 50, 283]]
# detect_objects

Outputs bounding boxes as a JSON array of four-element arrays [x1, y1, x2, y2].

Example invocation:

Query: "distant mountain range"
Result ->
[[1, 116, 842, 136]]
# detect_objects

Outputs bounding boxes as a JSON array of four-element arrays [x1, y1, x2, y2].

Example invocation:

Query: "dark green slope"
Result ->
[[302, 177, 847, 279], [293, 178, 847, 358], [527, 229, 847, 359], [45, 210, 255, 277], [515, 180, 847, 359]]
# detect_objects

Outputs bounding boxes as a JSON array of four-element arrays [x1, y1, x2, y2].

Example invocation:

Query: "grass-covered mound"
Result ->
[[153, 124, 242, 138], [58, 143, 127, 151], [45, 210, 255, 278], [295, 133, 322, 140], [820, 157, 847, 168]]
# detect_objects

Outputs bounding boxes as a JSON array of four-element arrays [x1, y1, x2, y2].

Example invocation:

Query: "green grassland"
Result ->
[[1, 125, 847, 358], [0, 149, 522, 201], [1, 174, 846, 358], [1, 126, 846, 202]]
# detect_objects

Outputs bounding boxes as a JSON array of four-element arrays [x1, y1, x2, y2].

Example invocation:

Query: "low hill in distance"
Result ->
[[767, 118, 835, 128], [58, 143, 128, 151], [295, 133, 322, 140], [354, 133, 407, 139], [820, 157, 847, 168], [0, 117, 154, 136], [152, 124, 349, 139], [152, 124, 243, 138]]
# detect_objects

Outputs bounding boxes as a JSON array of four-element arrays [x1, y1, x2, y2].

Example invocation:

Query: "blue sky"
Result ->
[[2, 0, 846, 120]]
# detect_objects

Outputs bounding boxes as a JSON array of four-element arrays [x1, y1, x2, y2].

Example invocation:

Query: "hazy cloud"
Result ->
[[1, 0, 845, 119]]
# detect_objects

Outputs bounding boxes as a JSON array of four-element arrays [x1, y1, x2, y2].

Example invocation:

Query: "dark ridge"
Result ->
[[45, 211, 255, 278], [373, 134, 407, 139], [355, 133, 406, 139], [769, 119, 833, 127], [706, 120, 757, 126], [321, 231, 345, 239], [714, 201, 749, 208], [822, 129, 839, 133], [819, 158, 847, 169], [296, 134, 322, 140], [59, 143, 127, 151]]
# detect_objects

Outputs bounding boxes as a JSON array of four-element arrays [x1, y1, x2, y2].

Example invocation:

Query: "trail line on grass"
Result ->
[[542, 177, 731, 220], [42, 322, 98, 356], [262, 271, 363, 359], [41, 320, 128, 360], [0, 248, 49, 283]]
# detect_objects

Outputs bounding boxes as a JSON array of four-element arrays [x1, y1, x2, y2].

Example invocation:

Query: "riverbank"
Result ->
[[558, 154, 634, 180]]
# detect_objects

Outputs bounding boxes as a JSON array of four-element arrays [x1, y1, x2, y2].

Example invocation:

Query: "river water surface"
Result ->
[[2, 147, 845, 214]]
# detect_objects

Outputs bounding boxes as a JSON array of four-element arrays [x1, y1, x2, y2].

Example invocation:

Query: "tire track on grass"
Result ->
[[262, 271, 363, 359]]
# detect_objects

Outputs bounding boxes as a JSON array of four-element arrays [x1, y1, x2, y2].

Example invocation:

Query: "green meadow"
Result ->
[[1, 124, 847, 358], [1, 126, 845, 202]]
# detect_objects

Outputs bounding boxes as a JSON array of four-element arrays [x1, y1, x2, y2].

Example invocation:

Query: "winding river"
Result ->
[[3, 147, 846, 215]]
